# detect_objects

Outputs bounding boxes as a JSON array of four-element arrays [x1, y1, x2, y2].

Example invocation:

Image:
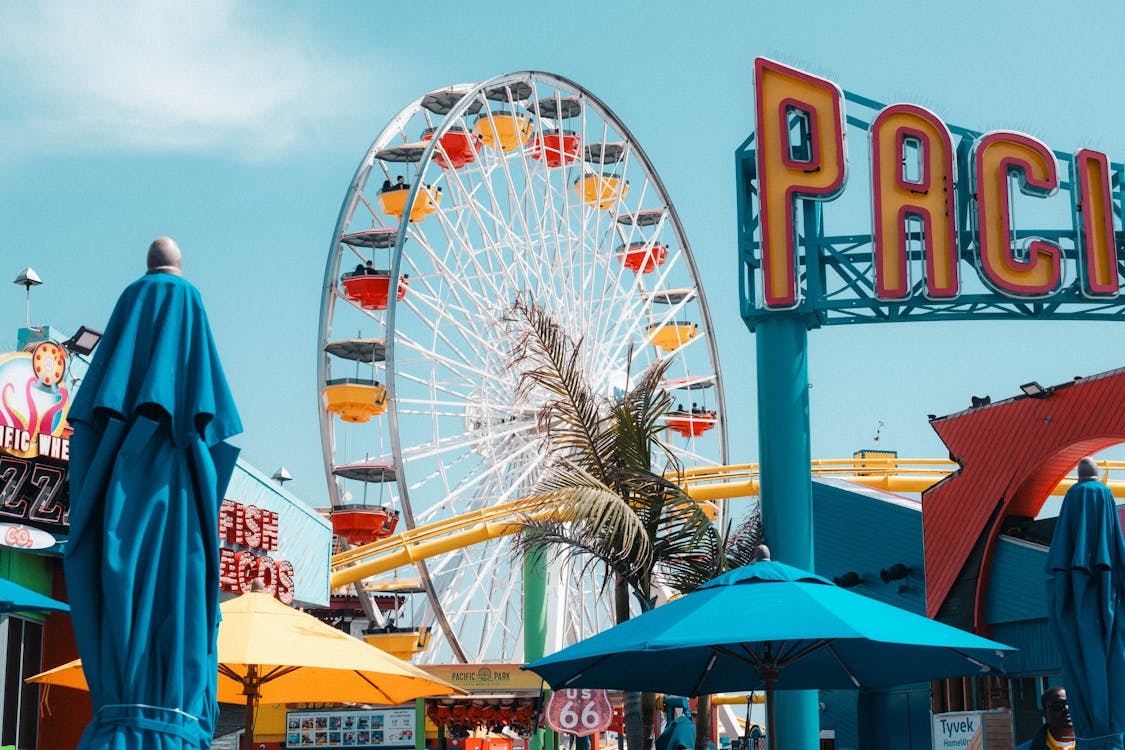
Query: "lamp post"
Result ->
[[13, 267, 42, 328]]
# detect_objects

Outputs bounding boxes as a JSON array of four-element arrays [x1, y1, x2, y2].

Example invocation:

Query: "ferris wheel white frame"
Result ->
[[318, 71, 729, 663]]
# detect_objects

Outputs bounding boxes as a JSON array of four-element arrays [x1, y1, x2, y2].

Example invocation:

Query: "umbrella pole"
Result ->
[[242, 664, 262, 750], [763, 668, 777, 750]]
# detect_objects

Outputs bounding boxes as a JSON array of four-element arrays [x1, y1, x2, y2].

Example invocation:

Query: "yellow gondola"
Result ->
[[323, 379, 388, 423], [378, 187, 442, 222], [575, 174, 629, 209], [647, 321, 698, 352], [362, 628, 432, 661], [473, 111, 533, 152]]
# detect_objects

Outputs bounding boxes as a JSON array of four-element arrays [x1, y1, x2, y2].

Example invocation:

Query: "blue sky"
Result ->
[[2, 1, 1124, 506]]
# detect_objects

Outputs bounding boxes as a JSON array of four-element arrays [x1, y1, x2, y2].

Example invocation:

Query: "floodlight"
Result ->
[[62, 326, 103, 355]]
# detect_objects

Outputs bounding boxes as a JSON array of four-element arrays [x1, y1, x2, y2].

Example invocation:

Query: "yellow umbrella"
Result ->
[[29, 592, 463, 742]]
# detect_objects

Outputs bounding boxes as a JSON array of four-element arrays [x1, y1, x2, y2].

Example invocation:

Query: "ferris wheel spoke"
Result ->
[[664, 442, 717, 468], [397, 290, 513, 368], [411, 192, 517, 307], [354, 190, 384, 226], [393, 332, 507, 389], [403, 232, 506, 317], [398, 424, 540, 478], [424, 440, 547, 516], [431, 199, 530, 303]]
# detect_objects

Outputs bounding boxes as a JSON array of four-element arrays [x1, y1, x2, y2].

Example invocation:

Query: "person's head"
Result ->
[[365, 260, 373, 268], [1078, 456, 1099, 481], [147, 237, 183, 275], [396, 175, 405, 184], [1040, 686, 1072, 737]]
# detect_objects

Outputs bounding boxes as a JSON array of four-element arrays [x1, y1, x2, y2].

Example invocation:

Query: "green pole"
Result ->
[[755, 314, 818, 749], [524, 549, 549, 750], [416, 698, 427, 750]]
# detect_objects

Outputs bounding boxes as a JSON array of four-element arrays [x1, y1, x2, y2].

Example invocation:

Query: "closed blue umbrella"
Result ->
[[63, 239, 241, 750], [0, 576, 69, 614], [1046, 458, 1125, 750], [525, 556, 1012, 750]]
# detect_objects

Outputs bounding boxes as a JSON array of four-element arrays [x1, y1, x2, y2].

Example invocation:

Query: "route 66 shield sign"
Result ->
[[545, 688, 613, 737]]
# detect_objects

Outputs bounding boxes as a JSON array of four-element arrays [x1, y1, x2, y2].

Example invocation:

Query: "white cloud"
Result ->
[[0, 0, 377, 159]]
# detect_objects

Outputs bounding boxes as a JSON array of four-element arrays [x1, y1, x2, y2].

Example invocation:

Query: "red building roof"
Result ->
[[923, 368, 1125, 629]]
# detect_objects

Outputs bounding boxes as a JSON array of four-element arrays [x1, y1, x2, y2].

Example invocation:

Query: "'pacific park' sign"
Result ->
[[742, 58, 1125, 324]]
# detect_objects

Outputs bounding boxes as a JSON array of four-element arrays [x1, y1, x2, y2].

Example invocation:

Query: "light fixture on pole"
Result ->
[[13, 267, 42, 328]]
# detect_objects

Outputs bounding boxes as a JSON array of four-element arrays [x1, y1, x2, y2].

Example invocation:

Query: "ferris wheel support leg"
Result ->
[[524, 549, 550, 750], [755, 313, 818, 749]]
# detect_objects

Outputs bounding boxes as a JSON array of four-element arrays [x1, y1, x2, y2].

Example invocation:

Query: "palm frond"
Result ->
[[612, 360, 686, 477], [513, 461, 654, 580], [721, 503, 766, 570], [506, 297, 614, 482], [514, 521, 641, 587], [658, 504, 765, 594]]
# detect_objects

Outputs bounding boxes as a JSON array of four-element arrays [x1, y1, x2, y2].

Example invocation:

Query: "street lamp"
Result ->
[[13, 267, 42, 328]]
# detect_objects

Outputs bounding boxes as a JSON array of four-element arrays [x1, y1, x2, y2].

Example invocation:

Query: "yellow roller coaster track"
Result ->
[[329, 458, 1125, 590]]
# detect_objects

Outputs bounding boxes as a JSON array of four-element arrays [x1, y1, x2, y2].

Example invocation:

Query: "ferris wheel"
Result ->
[[318, 72, 727, 664]]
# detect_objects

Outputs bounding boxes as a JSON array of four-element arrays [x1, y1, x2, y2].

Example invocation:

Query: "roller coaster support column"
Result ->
[[756, 313, 817, 748], [524, 549, 551, 750]]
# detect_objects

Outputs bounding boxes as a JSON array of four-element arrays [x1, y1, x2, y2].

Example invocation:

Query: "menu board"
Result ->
[[286, 708, 416, 749]]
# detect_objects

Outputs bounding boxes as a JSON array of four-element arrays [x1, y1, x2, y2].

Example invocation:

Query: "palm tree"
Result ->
[[505, 297, 763, 750]]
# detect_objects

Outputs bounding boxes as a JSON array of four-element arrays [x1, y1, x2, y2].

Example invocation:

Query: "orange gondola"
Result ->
[[617, 242, 669, 274], [340, 272, 409, 311]]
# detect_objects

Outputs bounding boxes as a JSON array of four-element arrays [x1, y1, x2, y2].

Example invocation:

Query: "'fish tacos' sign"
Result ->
[[742, 58, 1125, 325]]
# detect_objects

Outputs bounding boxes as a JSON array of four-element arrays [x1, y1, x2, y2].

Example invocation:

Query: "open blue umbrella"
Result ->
[[525, 556, 1013, 750], [63, 238, 241, 750], [0, 576, 69, 614], [1046, 459, 1125, 750]]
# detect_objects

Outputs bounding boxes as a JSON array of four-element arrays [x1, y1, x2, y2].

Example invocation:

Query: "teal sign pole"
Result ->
[[524, 549, 550, 750], [755, 314, 818, 748]]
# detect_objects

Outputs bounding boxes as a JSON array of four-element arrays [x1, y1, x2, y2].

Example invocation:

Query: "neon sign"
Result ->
[[742, 58, 1124, 324], [0, 347, 71, 533], [218, 498, 296, 604]]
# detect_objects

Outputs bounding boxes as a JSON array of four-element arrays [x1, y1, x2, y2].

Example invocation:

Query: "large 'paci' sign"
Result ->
[[752, 58, 1122, 311]]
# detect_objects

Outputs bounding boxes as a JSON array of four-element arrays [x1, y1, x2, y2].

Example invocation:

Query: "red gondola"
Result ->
[[340, 272, 409, 311], [330, 504, 399, 545], [421, 126, 482, 170], [617, 242, 669, 274], [529, 130, 581, 168], [665, 412, 718, 438]]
